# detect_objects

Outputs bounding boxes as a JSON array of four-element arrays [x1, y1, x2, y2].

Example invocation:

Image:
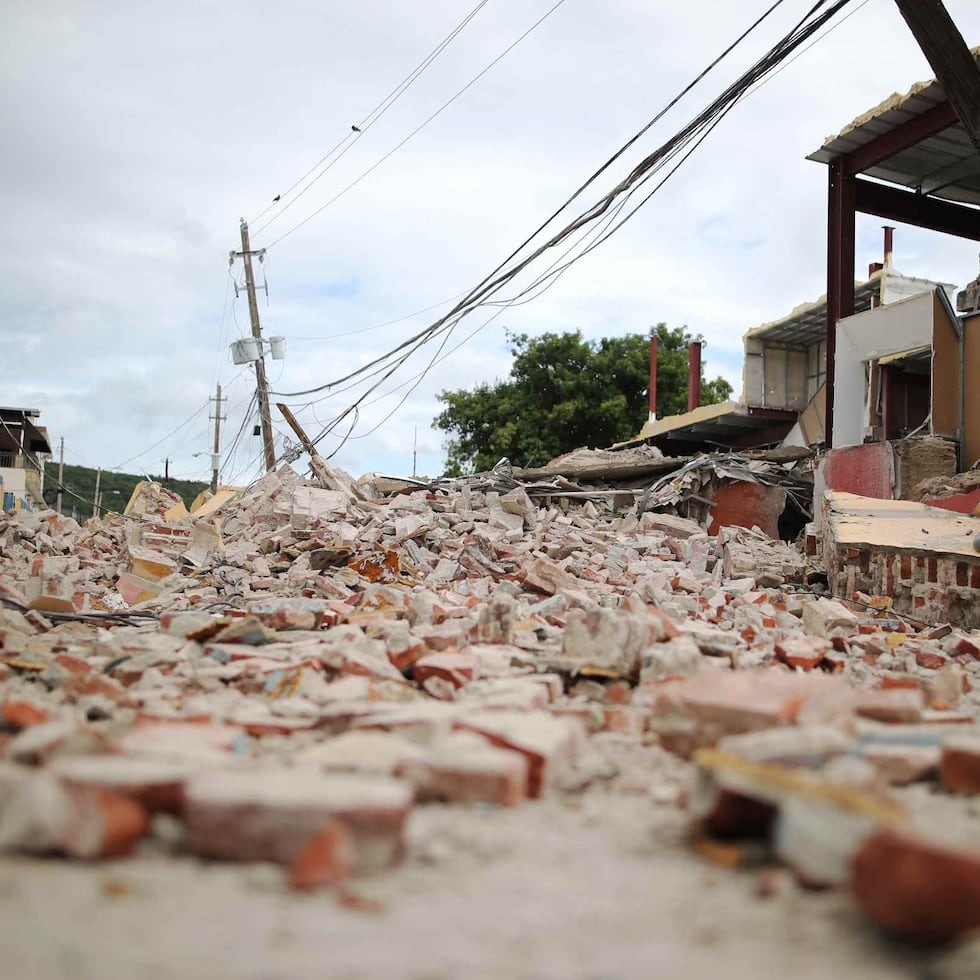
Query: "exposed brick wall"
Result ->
[[825, 541, 980, 628]]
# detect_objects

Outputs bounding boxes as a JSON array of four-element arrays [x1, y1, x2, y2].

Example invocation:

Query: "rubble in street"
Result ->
[[2, 454, 980, 964]]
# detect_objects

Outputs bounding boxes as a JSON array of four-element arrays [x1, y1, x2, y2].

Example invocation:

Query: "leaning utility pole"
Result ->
[[235, 219, 276, 473], [93, 467, 102, 519], [56, 437, 64, 516], [210, 382, 224, 493]]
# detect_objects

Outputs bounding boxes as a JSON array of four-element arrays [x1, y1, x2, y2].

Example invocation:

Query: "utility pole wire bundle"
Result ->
[[274, 0, 853, 460]]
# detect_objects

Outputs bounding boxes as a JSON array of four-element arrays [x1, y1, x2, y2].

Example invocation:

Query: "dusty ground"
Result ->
[[0, 757, 938, 980]]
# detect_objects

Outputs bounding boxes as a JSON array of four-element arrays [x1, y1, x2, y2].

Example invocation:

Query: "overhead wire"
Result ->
[[257, 0, 571, 246], [288, 292, 468, 342], [267, 0, 855, 470], [219, 391, 258, 482], [212, 267, 234, 388], [451, 0, 874, 324], [249, 0, 492, 232], [268, 0, 798, 402], [744, 0, 873, 96], [109, 401, 210, 473], [299, 0, 854, 416], [503, 0, 874, 308]]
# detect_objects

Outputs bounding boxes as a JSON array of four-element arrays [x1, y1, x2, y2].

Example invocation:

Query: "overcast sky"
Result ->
[[3, 0, 980, 488]]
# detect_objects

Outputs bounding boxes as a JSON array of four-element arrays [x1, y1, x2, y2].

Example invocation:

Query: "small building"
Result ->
[[0, 407, 52, 513]]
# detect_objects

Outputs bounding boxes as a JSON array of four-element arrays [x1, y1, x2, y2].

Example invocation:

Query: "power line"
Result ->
[[212, 267, 234, 389], [219, 392, 258, 482], [250, 0, 492, 233], [268, 0, 795, 401], [109, 401, 211, 472], [272, 0, 853, 448], [288, 292, 468, 342], [745, 0, 874, 97], [258, 0, 571, 247]]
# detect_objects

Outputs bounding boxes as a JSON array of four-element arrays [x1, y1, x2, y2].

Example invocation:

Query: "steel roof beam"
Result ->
[[855, 178, 980, 241], [841, 102, 958, 177]]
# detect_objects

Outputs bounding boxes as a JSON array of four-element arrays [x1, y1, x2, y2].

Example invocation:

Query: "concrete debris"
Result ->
[[638, 448, 812, 518], [2, 453, 980, 956], [821, 491, 980, 627]]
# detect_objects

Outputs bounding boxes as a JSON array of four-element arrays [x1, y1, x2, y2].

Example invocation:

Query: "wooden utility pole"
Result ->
[[236, 219, 277, 473], [162, 458, 170, 487], [210, 382, 224, 493], [93, 467, 102, 519], [276, 402, 339, 491], [893, 0, 980, 150], [56, 437, 64, 516]]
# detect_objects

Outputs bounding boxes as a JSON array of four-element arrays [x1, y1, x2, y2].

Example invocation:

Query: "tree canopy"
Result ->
[[434, 324, 733, 475]]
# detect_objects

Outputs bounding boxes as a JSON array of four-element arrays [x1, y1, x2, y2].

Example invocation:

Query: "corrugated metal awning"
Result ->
[[807, 49, 980, 207]]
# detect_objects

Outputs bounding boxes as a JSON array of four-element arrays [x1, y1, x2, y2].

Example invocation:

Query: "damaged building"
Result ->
[[0, 407, 52, 514]]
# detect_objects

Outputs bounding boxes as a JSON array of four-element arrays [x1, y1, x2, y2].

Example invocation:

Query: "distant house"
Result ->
[[0, 407, 52, 512]]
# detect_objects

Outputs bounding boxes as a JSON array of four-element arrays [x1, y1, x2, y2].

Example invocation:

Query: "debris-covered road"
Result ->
[[1, 460, 979, 978]]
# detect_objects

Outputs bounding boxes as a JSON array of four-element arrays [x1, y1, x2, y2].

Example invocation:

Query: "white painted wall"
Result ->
[[0, 467, 27, 495], [831, 290, 935, 448]]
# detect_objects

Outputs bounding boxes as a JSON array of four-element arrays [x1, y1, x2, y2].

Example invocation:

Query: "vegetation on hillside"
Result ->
[[41, 463, 208, 522]]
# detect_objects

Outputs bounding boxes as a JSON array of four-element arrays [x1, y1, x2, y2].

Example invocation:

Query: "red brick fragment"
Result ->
[[1, 701, 49, 729], [851, 830, 980, 942], [940, 737, 980, 795], [60, 674, 126, 703], [289, 821, 356, 891], [455, 710, 581, 798], [413, 653, 477, 689], [60, 786, 150, 859], [52, 755, 188, 814], [914, 650, 947, 671], [185, 770, 413, 870], [775, 638, 829, 671], [855, 688, 923, 724], [399, 735, 528, 806]]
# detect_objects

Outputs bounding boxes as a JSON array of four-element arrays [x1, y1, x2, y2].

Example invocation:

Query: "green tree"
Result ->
[[434, 324, 733, 474]]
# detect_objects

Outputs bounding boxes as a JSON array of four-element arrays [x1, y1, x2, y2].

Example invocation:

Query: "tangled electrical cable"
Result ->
[[266, 0, 853, 466]]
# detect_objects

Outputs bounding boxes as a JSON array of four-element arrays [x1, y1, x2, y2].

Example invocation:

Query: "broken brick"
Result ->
[[852, 830, 980, 942]]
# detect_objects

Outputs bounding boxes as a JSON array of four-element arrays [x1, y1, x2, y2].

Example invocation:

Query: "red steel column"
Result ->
[[826, 158, 856, 449], [687, 341, 702, 413], [649, 337, 658, 416]]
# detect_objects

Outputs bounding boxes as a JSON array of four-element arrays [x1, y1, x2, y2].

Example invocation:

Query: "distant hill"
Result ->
[[41, 463, 209, 522]]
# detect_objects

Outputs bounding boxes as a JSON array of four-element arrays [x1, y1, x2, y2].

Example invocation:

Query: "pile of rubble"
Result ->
[[1, 459, 979, 950]]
